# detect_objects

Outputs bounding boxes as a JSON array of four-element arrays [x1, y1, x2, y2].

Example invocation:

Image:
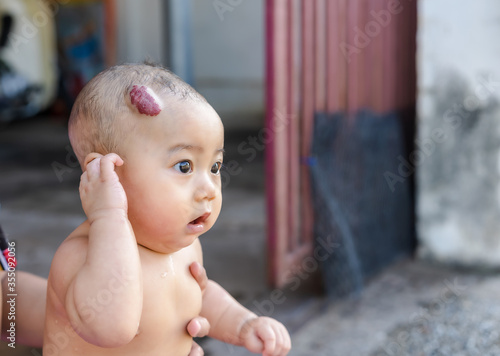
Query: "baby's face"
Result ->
[[115, 99, 224, 253]]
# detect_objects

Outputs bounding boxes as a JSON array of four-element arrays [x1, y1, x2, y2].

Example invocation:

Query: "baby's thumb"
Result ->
[[187, 317, 210, 338]]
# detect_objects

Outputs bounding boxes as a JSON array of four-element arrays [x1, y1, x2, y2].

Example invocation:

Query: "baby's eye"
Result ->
[[174, 161, 192, 174], [211, 162, 222, 175]]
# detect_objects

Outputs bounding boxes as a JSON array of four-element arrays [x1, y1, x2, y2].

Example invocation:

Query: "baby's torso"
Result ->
[[44, 243, 202, 356], [132, 245, 203, 353]]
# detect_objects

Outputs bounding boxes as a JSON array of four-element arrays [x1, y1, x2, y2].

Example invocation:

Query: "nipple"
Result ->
[[129, 85, 162, 116]]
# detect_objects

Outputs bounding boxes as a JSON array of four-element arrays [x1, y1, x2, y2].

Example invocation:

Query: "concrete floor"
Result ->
[[3, 117, 500, 355]]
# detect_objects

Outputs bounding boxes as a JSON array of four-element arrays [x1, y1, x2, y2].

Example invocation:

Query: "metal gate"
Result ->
[[266, 0, 417, 290]]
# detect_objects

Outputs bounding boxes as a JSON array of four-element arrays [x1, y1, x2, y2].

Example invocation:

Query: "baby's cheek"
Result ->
[[211, 200, 223, 224]]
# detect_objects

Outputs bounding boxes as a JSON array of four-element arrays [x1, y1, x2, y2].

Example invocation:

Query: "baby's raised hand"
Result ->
[[239, 316, 291, 356], [79, 153, 128, 222]]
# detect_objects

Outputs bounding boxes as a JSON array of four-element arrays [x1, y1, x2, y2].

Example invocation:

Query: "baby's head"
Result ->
[[69, 62, 208, 168], [69, 63, 225, 253]]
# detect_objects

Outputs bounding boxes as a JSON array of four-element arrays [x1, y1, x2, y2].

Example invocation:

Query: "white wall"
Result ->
[[191, 0, 265, 130], [417, 0, 500, 267], [116, 0, 165, 64]]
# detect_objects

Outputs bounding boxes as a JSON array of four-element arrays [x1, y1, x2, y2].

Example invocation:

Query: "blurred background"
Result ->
[[2, 0, 500, 355]]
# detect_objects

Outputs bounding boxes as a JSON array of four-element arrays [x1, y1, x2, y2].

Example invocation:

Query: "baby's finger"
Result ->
[[274, 324, 291, 355], [80, 171, 89, 186], [271, 326, 284, 356], [85, 157, 101, 180], [187, 317, 210, 338], [188, 340, 204, 356], [280, 325, 292, 355], [242, 330, 265, 354], [79, 172, 88, 194], [100, 153, 124, 180], [281, 324, 292, 354], [258, 324, 277, 356], [189, 262, 208, 292]]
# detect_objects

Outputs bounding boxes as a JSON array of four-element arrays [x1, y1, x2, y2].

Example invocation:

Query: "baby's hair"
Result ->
[[68, 62, 207, 168]]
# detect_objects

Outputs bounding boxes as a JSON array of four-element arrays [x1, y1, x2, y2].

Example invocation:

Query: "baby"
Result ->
[[43, 63, 291, 355]]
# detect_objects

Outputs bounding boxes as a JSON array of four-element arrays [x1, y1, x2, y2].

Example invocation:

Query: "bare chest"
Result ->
[[136, 252, 203, 341]]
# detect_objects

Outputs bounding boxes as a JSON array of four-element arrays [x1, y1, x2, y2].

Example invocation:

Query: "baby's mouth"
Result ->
[[189, 213, 211, 225]]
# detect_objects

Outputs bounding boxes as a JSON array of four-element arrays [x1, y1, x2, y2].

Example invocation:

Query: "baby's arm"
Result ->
[[192, 241, 290, 355], [191, 240, 290, 356], [63, 154, 142, 347], [201, 281, 291, 355]]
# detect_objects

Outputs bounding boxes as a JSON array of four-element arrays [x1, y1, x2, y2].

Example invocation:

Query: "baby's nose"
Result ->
[[194, 174, 217, 202]]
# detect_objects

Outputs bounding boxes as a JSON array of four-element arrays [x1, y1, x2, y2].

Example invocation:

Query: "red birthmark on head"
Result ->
[[129, 85, 162, 116]]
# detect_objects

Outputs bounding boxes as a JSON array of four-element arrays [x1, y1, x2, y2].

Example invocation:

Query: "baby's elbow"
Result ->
[[85, 322, 139, 348], [95, 326, 138, 348], [71, 310, 140, 348], [68, 287, 142, 347]]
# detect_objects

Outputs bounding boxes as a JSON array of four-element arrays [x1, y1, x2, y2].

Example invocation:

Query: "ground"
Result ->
[[2, 117, 500, 355]]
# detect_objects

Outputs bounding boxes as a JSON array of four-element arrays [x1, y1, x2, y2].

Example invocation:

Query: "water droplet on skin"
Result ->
[[160, 256, 175, 278], [169, 255, 175, 276]]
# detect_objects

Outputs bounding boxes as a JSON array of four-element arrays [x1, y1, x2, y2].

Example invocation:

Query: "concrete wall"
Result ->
[[417, 0, 500, 266]]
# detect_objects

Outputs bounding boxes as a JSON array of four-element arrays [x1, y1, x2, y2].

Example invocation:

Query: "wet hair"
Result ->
[[68, 62, 207, 167]]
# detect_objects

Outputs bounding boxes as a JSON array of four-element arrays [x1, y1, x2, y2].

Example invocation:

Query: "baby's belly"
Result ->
[[117, 269, 203, 355], [130, 263, 204, 354], [133, 283, 202, 354], [44, 324, 192, 356]]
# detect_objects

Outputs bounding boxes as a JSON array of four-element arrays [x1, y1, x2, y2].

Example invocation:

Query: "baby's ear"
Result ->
[[83, 152, 103, 172]]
